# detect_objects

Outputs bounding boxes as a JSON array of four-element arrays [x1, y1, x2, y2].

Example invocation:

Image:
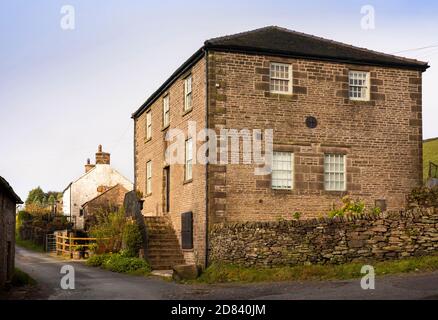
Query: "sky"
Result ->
[[1, 0, 437, 200]]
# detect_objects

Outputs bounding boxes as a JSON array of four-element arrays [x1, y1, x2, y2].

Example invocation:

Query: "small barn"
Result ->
[[0, 176, 23, 287]]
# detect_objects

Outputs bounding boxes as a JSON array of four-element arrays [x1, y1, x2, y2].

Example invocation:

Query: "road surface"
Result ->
[[14, 246, 438, 300]]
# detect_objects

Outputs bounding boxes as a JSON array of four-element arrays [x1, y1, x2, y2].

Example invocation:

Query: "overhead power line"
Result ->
[[391, 44, 438, 54]]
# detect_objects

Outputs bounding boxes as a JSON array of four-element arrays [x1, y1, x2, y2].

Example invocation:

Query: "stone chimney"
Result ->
[[85, 158, 95, 173], [95, 145, 110, 165]]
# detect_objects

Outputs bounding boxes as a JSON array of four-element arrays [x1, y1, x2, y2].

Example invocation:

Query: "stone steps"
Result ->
[[144, 216, 185, 270]]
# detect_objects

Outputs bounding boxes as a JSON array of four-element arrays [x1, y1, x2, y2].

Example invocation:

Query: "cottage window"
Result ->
[[146, 160, 152, 195], [146, 110, 152, 140], [185, 138, 193, 181], [272, 152, 294, 190], [163, 95, 170, 127], [349, 71, 370, 101], [184, 75, 192, 111], [324, 154, 346, 191], [270, 62, 292, 94]]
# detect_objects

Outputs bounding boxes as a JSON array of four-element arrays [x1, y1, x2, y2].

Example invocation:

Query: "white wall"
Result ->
[[63, 164, 133, 229], [62, 185, 71, 217]]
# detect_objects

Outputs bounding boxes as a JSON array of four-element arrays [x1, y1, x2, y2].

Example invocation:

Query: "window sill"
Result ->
[[270, 91, 293, 95], [145, 137, 152, 143], [183, 179, 193, 185], [144, 193, 152, 198], [271, 188, 293, 193], [349, 97, 370, 102], [161, 124, 170, 132], [182, 108, 193, 117], [345, 99, 375, 107], [322, 190, 348, 196], [182, 248, 194, 252]]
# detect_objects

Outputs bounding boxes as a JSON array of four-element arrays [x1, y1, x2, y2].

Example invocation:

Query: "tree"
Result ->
[[48, 194, 56, 205], [25, 187, 45, 206]]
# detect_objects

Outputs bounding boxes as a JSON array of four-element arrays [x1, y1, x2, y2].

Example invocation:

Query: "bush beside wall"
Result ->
[[209, 208, 438, 267]]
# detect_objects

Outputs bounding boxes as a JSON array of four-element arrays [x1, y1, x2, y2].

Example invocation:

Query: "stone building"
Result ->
[[82, 184, 129, 230], [132, 26, 429, 268], [0, 176, 23, 287], [62, 145, 133, 229]]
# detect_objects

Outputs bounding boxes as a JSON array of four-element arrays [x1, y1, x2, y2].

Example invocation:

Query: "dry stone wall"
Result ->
[[209, 208, 438, 267]]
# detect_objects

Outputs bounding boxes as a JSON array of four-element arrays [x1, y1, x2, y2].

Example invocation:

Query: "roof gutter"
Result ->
[[204, 44, 430, 72]]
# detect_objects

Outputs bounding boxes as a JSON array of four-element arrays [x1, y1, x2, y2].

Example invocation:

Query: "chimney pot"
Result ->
[[85, 158, 95, 173], [95, 145, 110, 165]]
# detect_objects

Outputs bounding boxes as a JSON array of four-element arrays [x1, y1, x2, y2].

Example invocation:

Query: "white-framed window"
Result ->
[[349, 71, 370, 101], [163, 95, 170, 127], [184, 75, 192, 111], [272, 151, 294, 190], [185, 138, 193, 180], [270, 62, 292, 94], [146, 110, 152, 140], [324, 154, 346, 191], [146, 160, 152, 194]]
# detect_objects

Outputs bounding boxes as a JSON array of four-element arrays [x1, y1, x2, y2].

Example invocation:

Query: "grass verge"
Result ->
[[86, 253, 151, 276], [11, 268, 37, 287], [423, 138, 438, 181], [15, 236, 44, 252], [196, 255, 438, 284]]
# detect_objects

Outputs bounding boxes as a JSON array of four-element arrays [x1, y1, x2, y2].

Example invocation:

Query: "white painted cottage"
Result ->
[[62, 145, 133, 229]]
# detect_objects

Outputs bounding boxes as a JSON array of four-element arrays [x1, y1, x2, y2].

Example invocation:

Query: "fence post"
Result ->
[[69, 233, 72, 258]]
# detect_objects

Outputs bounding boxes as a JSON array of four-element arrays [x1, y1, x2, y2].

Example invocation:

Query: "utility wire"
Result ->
[[391, 44, 438, 54]]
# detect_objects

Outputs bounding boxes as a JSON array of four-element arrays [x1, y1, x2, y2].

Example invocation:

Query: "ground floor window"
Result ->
[[324, 154, 346, 191], [272, 151, 294, 190]]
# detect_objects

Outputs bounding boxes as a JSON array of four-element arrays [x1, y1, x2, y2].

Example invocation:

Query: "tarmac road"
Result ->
[[14, 246, 438, 300]]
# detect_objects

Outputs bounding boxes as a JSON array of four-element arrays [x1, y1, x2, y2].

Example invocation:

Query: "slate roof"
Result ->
[[205, 26, 428, 70], [132, 26, 429, 118], [0, 176, 23, 204]]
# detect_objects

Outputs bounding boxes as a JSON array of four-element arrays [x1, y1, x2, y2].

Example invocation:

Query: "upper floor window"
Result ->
[[349, 71, 370, 101], [146, 110, 152, 140], [184, 75, 192, 111], [146, 160, 152, 195], [272, 151, 294, 190], [163, 95, 170, 127], [270, 62, 292, 94], [324, 154, 346, 191], [185, 138, 193, 181]]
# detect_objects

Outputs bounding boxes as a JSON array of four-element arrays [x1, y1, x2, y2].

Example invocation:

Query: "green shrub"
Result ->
[[86, 253, 111, 267], [87, 253, 151, 275], [89, 208, 126, 253], [292, 211, 302, 220], [103, 254, 151, 274], [328, 196, 382, 218], [328, 196, 365, 218], [122, 222, 143, 258]]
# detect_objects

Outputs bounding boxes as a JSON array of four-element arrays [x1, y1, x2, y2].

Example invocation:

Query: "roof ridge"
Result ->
[[205, 25, 275, 44], [273, 26, 427, 65], [207, 25, 427, 66]]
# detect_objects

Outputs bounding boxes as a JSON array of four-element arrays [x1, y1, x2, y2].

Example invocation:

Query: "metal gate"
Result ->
[[45, 233, 57, 253]]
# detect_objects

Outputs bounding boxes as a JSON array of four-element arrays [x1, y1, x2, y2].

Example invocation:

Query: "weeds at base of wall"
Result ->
[[195, 255, 438, 284]]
